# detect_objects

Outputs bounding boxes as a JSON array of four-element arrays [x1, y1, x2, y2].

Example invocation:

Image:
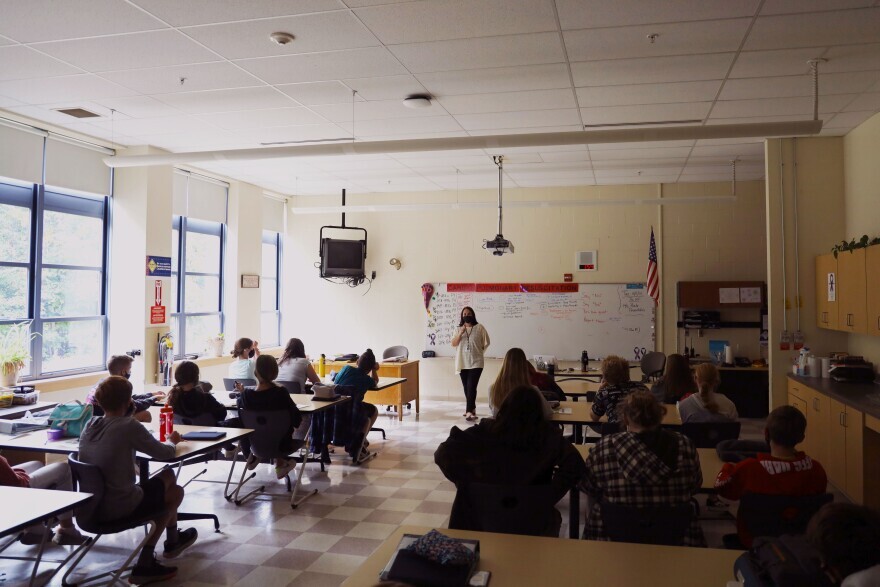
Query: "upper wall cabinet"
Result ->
[[838, 248, 867, 334], [816, 254, 839, 330]]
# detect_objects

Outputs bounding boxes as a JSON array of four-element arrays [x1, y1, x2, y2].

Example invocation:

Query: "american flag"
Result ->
[[646, 228, 659, 304]]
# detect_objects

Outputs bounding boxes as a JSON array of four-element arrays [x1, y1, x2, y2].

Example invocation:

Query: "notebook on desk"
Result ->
[[380, 533, 479, 587]]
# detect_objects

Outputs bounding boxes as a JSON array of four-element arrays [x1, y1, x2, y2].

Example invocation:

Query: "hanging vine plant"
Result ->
[[831, 235, 880, 258]]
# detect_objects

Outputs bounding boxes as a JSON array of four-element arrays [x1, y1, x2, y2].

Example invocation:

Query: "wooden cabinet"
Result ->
[[866, 245, 880, 336], [828, 398, 864, 503], [787, 379, 827, 466], [815, 254, 839, 330], [837, 248, 867, 333]]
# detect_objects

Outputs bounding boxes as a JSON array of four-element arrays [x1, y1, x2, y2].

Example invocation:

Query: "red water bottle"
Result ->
[[159, 409, 167, 442], [165, 405, 174, 438], [159, 405, 172, 441]]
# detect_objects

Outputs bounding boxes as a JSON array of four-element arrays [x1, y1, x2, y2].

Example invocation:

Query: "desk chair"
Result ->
[[640, 352, 666, 383], [582, 421, 621, 444], [222, 378, 255, 391], [457, 482, 563, 537], [722, 492, 834, 550], [377, 345, 410, 437], [277, 380, 304, 394], [600, 502, 694, 546], [681, 421, 741, 448], [170, 413, 223, 488], [226, 409, 306, 506], [63, 457, 166, 587]]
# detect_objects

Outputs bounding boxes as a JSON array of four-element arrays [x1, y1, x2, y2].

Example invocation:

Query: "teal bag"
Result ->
[[49, 401, 93, 438]]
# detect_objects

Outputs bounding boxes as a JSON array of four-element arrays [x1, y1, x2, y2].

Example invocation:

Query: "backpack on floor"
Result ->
[[733, 534, 834, 587]]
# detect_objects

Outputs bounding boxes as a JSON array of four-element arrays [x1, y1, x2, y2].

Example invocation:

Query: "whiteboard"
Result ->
[[424, 283, 655, 362]]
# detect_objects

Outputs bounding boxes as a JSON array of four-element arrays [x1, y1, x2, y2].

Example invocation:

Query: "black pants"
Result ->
[[459, 368, 483, 413]]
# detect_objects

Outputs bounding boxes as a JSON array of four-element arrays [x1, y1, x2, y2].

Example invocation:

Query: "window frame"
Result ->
[[171, 215, 225, 357], [261, 230, 282, 347]]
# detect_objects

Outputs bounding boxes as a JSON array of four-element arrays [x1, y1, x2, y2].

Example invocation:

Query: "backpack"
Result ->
[[49, 401, 94, 438], [734, 534, 835, 587]]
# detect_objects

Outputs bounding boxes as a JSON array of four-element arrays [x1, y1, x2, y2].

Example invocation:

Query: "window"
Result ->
[[0, 180, 108, 377], [261, 230, 281, 347], [171, 216, 224, 356]]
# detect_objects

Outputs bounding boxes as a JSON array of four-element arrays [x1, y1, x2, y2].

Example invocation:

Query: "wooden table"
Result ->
[[318, 360, 420, 421], [551, 401, 682, 443], [0, 486, 92, 586], [341, 525, 740, 587], [0, 401, 56, 420], [568, 444, 724, 538]]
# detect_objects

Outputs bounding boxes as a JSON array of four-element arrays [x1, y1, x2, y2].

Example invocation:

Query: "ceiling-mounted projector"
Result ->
[[483, 234, 514, 256]]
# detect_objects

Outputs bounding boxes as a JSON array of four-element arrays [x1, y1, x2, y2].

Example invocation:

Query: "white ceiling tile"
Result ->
[[0, 0, 166, 43], [729, 48, 828, 79], [310, 156, 408, 171], [760, 0, 875, 16], [0, 74, 137, 104], [89, 115, 219, 136], [417, 64, 572, 95], [394, 155, 492, 169], [572, 53, 734, 87], [0, 46, 82, 81], [233, 124, 352, 144], [720, 71, 880, 100], [343, 75, 428, 101], [277, 81, 362, 105], [467, 124, 583, 136], [679, 172, 763, 182], [454, 109, 581, 131], [557, 0, 759, 29], [155, 87, 295, 114], [338, 115, 463, 136], [85, 96, 184, 118], [391, 148, 485, 160], [348, 130, 466, 141], [354, 0, 557, 44], [710, 94, 855, 118], [0, 94, 22, 107], [310, 99, 452, 122], [589, 140, 696, 151], [196, 107, 330, 130], [824, 110, 877, 129], [576, 80, 721, 108], [2, 104, 126, 128], [745, 9, 880, 51], [35, 30, 220, 73], [514, 176, 595, 187], [117, 131, 249, 152], [182, 12, 380, 60], [99, 62, 262, 95], [580, 102, 711, 125], [131, 0, 346, 26], [844, 93, 880, 112], [690, 143, 764, 158], [235, 48, 407, 84], [438, 89, 576, 115], [590, 147, 693, 161], [821, 44, 880, 74], [594, 166, 682, 178], [0, 35, 15, 47], [390, 32, 565, 74], [564, 19, 751, 61]]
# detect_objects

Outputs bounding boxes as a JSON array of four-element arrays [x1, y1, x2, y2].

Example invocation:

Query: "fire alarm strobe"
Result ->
[[576, 250, 597, 271]]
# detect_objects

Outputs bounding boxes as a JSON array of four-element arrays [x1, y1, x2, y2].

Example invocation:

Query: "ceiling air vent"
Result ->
[[53, 107, 101, 119]]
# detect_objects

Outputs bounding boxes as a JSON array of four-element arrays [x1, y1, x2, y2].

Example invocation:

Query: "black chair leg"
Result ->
[[371, 427, 386, 440], [177, 512, 220, 533]]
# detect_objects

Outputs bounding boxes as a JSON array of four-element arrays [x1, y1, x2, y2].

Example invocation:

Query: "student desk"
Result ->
[[0, 401, 56, 420], [0, 486, 92, 586], [551, 401, 682, 443], [341, 525, 740, 587], [568, 445, 724, 538], [317, 360, 420, 421]]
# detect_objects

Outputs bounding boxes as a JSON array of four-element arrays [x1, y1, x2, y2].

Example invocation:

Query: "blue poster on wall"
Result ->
[[145, 255, 172, 277]]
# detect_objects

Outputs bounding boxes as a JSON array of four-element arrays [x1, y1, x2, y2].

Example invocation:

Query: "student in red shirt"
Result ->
[[714, 405, 827, 546]]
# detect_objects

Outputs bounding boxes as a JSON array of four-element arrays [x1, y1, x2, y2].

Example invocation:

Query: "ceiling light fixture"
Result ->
[[403, 94, 432, 109], [269, 31, 295, 45]]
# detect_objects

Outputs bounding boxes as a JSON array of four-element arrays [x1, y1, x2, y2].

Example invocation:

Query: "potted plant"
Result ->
[[207, 333, 225, 358], [0, 322, 38, 387]]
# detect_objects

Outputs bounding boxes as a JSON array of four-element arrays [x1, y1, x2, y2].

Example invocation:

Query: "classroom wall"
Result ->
[[285, 180, 766, 401], [844, 112, 880, 365], [765, 137, 850, 408]]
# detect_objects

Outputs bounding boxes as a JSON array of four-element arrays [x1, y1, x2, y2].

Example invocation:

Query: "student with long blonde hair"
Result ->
[[488, 348, 552, 419], [678, 363, 738, 423]]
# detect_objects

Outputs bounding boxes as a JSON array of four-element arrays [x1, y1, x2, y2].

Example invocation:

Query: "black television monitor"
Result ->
[[321, 238, 365, 278]]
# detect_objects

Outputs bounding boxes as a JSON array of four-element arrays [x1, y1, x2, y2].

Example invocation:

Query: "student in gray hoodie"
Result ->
[[79, 376, 197, 585]]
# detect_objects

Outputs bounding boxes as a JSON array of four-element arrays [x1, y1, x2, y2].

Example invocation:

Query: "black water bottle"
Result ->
[[581, 350, 589, 372]]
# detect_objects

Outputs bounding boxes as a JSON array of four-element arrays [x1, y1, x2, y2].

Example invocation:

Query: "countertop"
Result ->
[[788, 374, 880, 420]]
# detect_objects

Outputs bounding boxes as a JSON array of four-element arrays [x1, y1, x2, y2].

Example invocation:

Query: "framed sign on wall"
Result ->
[[241, 274, 260, 288]]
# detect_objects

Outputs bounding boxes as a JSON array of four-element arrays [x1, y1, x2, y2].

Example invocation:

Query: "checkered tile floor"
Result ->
[[2, 400, 761, 586]]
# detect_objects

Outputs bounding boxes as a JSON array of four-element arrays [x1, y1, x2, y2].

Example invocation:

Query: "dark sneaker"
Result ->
[[129, 556, 177, 585], [162, 528, 197, 559], [19, 528, 51, 545], [245, 454, 260, 470]]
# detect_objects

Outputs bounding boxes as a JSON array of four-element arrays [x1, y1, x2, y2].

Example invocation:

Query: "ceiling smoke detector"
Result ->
[[403, 94, 432, 109], [269, 32, 295, 45]]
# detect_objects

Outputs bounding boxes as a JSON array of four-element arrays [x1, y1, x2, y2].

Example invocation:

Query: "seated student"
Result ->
[[79, 376, 196, 585], [332, 349, 381, 462], [526, 361, 566, 402], [488, 348, 553, 419], [808, 503, 880, 587], [590, 355, 648, 424], [678, 363, 738, 423], [228, 337, 259, 381], [277, 337, 321, 389], [714, 405, 827, 548], [166, 361, 228, 424], [435, 384, 585, 536], [86, 354, 165, 423], [583, 390, 705, 546], [236, 354, 303, 479], [0, 457, 87, 545], [650, 353, 697, 405]]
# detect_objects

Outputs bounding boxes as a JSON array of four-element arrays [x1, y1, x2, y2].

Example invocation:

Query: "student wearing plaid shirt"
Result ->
[[583, 390, 706, 546], [590, 355, 648, 424]]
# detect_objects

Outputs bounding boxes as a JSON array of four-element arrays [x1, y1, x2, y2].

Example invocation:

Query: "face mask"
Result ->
[[248, 349, 256, 359], [463, 315, 476, 325], [124, 372, 131, 380]]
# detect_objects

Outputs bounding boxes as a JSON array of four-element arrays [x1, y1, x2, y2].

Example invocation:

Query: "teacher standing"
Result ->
[[451, 306, 490, 422]]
